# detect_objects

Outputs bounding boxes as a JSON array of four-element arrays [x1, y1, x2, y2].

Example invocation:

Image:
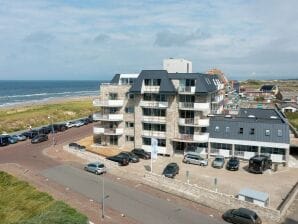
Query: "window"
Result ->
[[125, 122, 134, 128], [143, 123, 166, 132], [125, 107, 134, 113], [225, 127, 230, 133], [109, 93, 118, 100], [215, 126, 220, 132], [142, 108, 166, 117], [250, 128, 255, 135], [144, 79, 161, 86], [239, 128, 243, 134], [277, 129, 282, 137], [125, 135, 134, 142], [142, 137, 166, 147], [265, 129, 270, 136]]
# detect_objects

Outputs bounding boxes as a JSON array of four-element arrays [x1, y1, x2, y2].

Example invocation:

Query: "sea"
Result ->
[[0, 80, 102, 108]]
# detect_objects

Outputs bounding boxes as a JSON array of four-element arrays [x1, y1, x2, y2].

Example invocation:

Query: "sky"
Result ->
[[0, 0, 297, 80]]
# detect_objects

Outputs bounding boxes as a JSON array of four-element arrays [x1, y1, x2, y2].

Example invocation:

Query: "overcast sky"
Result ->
[[0, 0, 297, 80]]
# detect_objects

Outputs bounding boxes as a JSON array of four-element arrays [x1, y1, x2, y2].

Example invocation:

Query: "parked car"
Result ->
[[38, 126, 52, 135], [120, 152, 139, 163], [52, 124, 67, 132], [73, 120, 85, 127], [8, 136, 18, 144], [222, 208, 262, 224], [84, 162, 106, 175], [31, 134, 48, 144], [249, 155, 272, 174], [0, 135, 10, 147], [68, 142, 86, 150], [106, 154, 129, 166], [11, 134, 27, 141], [212, 155, 225, 168], [65, 121, 76, 128], [183, 152, 208, 166], [131, 148, 151, 159], [22, 130, 39, 139], [162, 163, 179, 178], [80, 118, 91, 125], [226, 157, 240, 171]]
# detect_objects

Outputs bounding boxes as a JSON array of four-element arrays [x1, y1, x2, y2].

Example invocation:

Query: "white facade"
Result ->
[[163, 58, 192, 73]]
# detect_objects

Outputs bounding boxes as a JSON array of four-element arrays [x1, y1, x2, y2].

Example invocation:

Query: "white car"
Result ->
[[73, 121, 85, 127], [65, 121, 76, 128]]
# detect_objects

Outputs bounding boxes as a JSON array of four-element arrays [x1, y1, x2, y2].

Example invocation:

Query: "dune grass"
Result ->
[[0, 171, 88, 224], [286, 112, 298, 129], [0, 99, 96, 133]]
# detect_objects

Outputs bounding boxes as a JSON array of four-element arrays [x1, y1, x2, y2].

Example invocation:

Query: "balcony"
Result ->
[[142, 130, 166, 138], [142, 145, 166, 154], [141, 85, 160, 93], [93, 127, 124, 135], [139, 100, 168, 108], [179, 102, 210, 113], [178, 118, 209, 127], [93, 99, 124, 107], [178, 86, 196, 94], [142, 116, 166, 123], [93, 113, 123, 121], [172, 132, 209, 143]]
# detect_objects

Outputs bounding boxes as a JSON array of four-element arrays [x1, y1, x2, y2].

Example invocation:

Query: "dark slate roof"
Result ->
[[208, 108, 290, 144], [110, 74, 120, 84], [129, 70, 176, 93], [260, 85, 275, 92]]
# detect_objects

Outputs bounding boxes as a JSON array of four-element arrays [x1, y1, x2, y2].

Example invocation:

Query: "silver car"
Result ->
[[183, 152, 208, 166], [212, 155, 225, 168], [84, 162, 106, 175]]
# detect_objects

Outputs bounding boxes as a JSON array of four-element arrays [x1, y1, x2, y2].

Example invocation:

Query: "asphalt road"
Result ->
[[0, 123, 226, 224], [42, 164, 225, 224]]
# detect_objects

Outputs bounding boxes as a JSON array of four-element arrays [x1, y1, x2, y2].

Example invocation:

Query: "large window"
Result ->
[[261, 147, 285, 155], [109, 93, 118, 100], [143, 108, 166, 117], [144, 79, 161, 86], [142, 137, 166, 147], [235, 145, 258, 152], [125, 107, 134, 113], [179, 126, 194, 134], [143, 93, 167, 102], [211, 143, 232, 150], [179, 95, 195, 103], [143, 123, 166, 132], [179, 110, 194, 118]]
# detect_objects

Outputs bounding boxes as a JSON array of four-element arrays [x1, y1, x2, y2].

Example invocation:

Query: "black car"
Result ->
[[226, 157, 240, 171], [106, 154, 129, 166], [53, 124, 67, 132], [249, 155, 272, 174], [68, 142, 86, 150], [131, 148, 151, 160], [0, 135, 10, 147], [120, 152, 139, 163], [80, 118, 91, 125], [38, 126, 52, 135], [162, 163, 179, 178], [22, 130, 39, 139], [222, 208, 262, 224], [31, 134, 48, 144]]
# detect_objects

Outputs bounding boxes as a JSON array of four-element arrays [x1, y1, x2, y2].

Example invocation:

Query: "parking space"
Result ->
[[119, 155, 298, 209]]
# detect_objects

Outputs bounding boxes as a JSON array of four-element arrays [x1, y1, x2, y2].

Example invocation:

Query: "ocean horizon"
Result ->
[[0, 80, 103, 108]]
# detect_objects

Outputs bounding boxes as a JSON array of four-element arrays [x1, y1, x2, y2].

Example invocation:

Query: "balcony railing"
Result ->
[[142, 130, 166, 138], [142, 145, 166, 154], [173, 132, 209, 143], [93, 127, 124, 135], [142, 116, 166, 123], [178, 86, 196, 94], [141, 85, 160, 93], [179, 102, 210, 113], [93, 113, 123, 121], [139, 100, 168, 108], [93, 99, 124, 107], [178, 118, 209, 127]]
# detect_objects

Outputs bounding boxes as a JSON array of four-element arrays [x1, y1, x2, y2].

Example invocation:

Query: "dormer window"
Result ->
[[265, 130, 270, 136], [215, 126, 220, 132], [277, 129, 282, 137], [239, 128, 243, 134], [250, 128, 255, 135], [225, 127, 230, 133]]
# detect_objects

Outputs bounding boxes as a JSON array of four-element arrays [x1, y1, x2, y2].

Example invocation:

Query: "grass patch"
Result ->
[[0, 100, 95, 133], [286, 112, 298, 129], [0, 171, 88, 224]]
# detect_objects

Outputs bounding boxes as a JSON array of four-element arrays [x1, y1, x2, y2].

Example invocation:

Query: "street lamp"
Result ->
[[101, 172, 109, 219], [48, 116, 55, 146]]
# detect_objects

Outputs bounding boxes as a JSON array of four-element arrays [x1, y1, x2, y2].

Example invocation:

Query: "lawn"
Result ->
[[286, 112, 298, 129], [0, 171, 88, 224], [0, 99, 96, 133]]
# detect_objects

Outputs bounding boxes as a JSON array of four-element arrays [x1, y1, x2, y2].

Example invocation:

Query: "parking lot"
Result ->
[[117, 154, 298, 209]]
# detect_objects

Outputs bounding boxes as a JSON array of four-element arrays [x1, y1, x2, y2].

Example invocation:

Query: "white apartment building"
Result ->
[[163, 58, 192, 73], [93, 67, 225, 155]]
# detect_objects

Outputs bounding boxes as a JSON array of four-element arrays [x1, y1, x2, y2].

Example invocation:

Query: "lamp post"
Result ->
[[48, 116, 55, 146], [101, 173, 109, 220]]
